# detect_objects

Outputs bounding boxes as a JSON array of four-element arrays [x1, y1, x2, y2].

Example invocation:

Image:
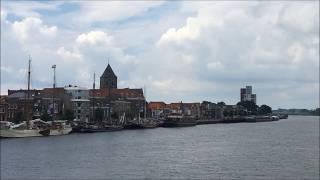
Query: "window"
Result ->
[[78, 110, 81, 114], [78, 96, 81, 99], [77, 103, 81, 107], [77, 115, 80, 119]]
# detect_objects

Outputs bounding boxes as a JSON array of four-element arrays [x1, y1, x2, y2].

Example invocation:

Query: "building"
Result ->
[[89, 88, 145, 121], [148, 101, 201, 118], [0, 96, 8, 121], [64, 86, 90, 122], [5, 90, 40, 122], [240, 86, 256, 104], [40, 87, 65, 118], [200, 101, 223, 120], [148, 102, 167, 118], [100, 63, 117, 89]]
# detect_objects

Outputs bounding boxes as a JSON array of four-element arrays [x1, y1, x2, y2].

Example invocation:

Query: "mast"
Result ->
[[93, 72, 95, 123], [27, 56, 31, 94], [144, 85, 146, 119], [52, 64, 56, 121], [26, 56, 31, 128]]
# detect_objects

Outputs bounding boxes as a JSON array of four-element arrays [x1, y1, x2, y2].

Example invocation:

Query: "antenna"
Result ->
[[93, 72, 96, 90], [52, 64, 56, 88], [27, 56, 31, 92]]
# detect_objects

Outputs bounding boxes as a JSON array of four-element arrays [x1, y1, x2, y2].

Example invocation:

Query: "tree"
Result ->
[[258, 105, 272, 115], [62, 109, 75, 121], [40, 111, 52, 121], [95, 108, 104, 122], [237, 101, 258, 114], [313, 108, 320, 116], [111, 112, 119, 119], [13, 112, 25, 124], [217, 101, 226, 106]]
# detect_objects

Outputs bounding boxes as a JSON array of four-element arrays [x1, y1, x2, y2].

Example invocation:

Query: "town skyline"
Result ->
[[1, 1, 319, 109]]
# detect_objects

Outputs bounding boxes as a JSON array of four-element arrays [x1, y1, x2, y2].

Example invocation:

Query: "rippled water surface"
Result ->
[[1, 116, 319, 180]]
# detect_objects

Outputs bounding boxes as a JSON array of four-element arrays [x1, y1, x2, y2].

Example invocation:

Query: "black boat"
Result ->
[[79, 124, 123, 133], [161, 114, 197, 127]]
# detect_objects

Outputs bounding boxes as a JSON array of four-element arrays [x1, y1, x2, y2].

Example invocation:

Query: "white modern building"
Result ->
[[240, 86, 257, 104], [64, 85, 90, 122]]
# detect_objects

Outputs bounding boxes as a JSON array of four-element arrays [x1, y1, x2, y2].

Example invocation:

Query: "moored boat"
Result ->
[[47, 120, 72, 136], [162, 114, 197, 127], [0, 119, 49, 138], [78, 124, 123, 133]]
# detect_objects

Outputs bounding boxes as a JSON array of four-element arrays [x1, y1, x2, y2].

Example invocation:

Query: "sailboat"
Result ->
[[43, 64, 72, 136], [74, 72, 122, 133], [0, 57, 47, 138], [123, 86, 158, 129]]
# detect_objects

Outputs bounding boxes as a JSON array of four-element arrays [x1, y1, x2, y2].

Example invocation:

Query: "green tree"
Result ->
[[111, 112, 119, 119], [40, 111, 52, 121], [237, 101, 258, 114], [313, 108, 320, 116], [217, 101, 226, 106], [95, 108, 104, 122], [258, 104, 272, 115], [62, 109, 75, 121], [13, 112, 25, 124]]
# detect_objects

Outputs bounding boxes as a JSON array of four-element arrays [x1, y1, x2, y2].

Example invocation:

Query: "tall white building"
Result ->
[[240, 86, 257, 104], [64, 86, 90, 122]]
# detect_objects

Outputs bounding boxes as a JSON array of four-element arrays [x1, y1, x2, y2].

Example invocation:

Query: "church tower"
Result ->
[[100, 64, 117, 89]]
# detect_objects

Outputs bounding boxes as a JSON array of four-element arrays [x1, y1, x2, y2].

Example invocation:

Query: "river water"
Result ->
[[1, 115, 319, 180]]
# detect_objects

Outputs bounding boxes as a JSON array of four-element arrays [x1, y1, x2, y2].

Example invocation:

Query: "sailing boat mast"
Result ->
[[92, 72, 95, 123], [144, 85, 146, 119], [52, 64, 56, 121], [27, 56, 31, 95], [26, 56, 31, 128]]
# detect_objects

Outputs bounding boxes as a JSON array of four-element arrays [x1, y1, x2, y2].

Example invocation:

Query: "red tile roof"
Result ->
[[148, 102, 166, 110], [89, 88, 144, 98]]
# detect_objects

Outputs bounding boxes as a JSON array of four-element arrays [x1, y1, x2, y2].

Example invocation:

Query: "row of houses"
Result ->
[[0, 86, 145, 123], [147, 101, 247, 120], [0, 63, 254, 123]]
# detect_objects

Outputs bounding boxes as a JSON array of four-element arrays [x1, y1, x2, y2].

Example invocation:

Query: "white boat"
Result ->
[[0, 119, 72, 138], [0, 120, 46, 138], [46, 120, 72, 136]]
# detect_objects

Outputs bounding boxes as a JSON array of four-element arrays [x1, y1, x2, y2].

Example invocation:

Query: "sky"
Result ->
[[1, 1, 319, 109]]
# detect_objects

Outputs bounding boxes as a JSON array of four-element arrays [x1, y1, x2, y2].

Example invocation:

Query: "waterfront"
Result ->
[[1, 115, 319, 180]]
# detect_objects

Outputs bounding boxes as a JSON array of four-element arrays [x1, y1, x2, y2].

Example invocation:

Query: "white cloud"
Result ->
[[56, 47, 82, 62], [287, 42, 304, 63], [76, 31, 113, 46], [207, 61, 223, 70], [12, 17, 57, 42], [279, 2, 319, 33], [2, 1, 62, 18], [74, 1, 164, 23], [1, 8, 7, 21], [158, 17, 201, 45], [1, 1, 319, 109]]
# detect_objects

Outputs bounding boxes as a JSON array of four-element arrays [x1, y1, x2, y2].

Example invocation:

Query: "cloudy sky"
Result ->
[[1, 1, 319, 109]]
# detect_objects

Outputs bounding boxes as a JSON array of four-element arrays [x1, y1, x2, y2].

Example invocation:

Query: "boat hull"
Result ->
[[78, 126, 123, 133], [161, 122, 196, 127], [49, 127, 72, 136], [0, 129, 43, 138]]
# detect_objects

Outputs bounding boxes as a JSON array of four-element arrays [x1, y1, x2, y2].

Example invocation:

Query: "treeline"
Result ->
[[273, 108, 320, 116]]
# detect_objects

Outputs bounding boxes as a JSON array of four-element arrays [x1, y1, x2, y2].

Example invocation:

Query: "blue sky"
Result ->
[[1, 1, 319, 109]]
